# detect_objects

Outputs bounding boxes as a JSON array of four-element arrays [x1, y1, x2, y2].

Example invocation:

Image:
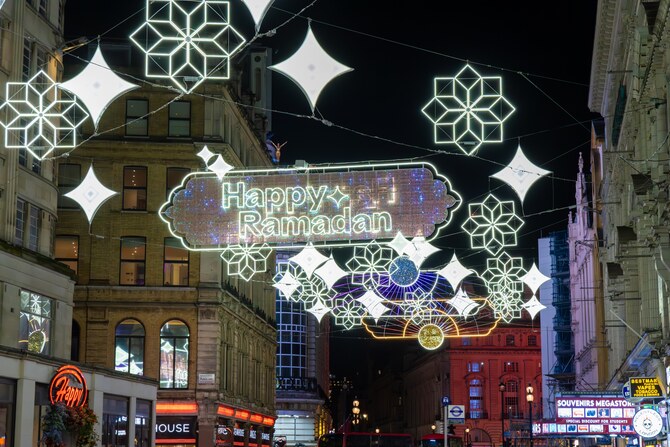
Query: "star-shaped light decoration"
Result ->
[[306, 299, 332, 323], [387, 231, 411, 256], [196, 145, 216, 165], [208, 154, 234, 180], [521, 263, 551, 294], [490, 145, 551, 202], [438, 253, 475, 291], [327, 186, 349, 207], [64, 166, 118, 223], [0, 70, 89, 160], [522, 295, 546, 319], [314, 256, 347, 289], [356, 289, 391, 323], [289, 243, 329, 278], [462, 194, 525, 255], [331, 297, 366, 330], [447, 288, 481, 317], [401, 290, 435, 325], [346, 242, 394, 289], [402, 237, 440, 267], [238, 0, 275, 31], [129, 0, 246, 93], [272, 270, 301, 300], [269, 25, 353, 111], [220, 243, 271, 281], [60, 45, 139, 129], [421, 64, 515, 155]]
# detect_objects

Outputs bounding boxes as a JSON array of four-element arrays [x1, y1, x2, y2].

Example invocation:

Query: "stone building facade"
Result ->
[[55, 45, 277, 447]]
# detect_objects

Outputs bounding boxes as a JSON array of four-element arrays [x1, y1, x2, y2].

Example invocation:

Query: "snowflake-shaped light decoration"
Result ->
[[60, 45, 139, 129], [238, 0, 275, 31], [447, 288, 481, 317], [522, 295, 546, 319], [521, 263, 551, 294], [491, 145, 551, 202], [421, 64, 515, 155], [462, 194, 525, 256], [400, 290, 436, 325], [220, 243, 271, 281], [269, 24, 353, 111], [0, 70, 89, 160], [438, 253, 475, 291], [481, 252, 526, 322], [129, 0, 246, 93], [356, 289, 391, 323], [64, 166, 118, 223], [346, 242, 394, 289], [331, 295, 366, 330]]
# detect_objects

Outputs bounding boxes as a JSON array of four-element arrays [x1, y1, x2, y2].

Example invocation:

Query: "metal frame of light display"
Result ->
[[129, 0, 246, 93], [0, 70, 89, 160], [421, 64, 515, 155]]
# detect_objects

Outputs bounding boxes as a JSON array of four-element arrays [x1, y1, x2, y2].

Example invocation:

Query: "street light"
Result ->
[[526, 384, 534, 447], [431, 425, 436, 434], [499, 382, 506, 447], [465, 428, 470, 447], [375, 428, 380, 434], [352, 399, 361, 427]]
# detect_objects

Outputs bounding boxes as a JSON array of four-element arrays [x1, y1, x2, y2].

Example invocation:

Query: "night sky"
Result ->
[[64, 1, 599, 378]]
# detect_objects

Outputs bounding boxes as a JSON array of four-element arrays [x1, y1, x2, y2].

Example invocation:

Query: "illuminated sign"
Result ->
[[554, 395, 637, 435], [630, 377, 664, 398], [161, 162, 460, 250], [633, 408, 663, 438], [156, 416, 197, 444], [49, 365, 88, 408]]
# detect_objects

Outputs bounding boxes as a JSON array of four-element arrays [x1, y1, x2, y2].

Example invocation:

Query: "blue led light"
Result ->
[[389, 256, 419, 287]]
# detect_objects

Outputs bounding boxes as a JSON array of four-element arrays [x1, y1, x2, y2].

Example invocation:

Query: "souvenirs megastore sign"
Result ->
[[554, 395, 637, 436], [160, 162, 460, 249]]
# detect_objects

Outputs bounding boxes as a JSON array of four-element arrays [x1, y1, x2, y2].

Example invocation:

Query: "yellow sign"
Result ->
[[630, 377, 663, 398]]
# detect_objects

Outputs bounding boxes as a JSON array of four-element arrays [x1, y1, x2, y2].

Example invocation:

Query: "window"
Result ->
[[468, 378, 484, 419], [126, 99, 148, 136], [27, 204, 39, 251], [115, 319, 145, 375], [503, 361, 519, 373], [166, 167, 189, 198], [164, 238, 189, 286], [0, 18, 11, 70], [467, 362, 482, 373], [462, 337, 471, 346], [102, 395, 128, 447], [0, 379, 15, 447], [505, 335, 516, 346], [123, 166, 147, 210], [22, 38, 31, 80], [528, 335, 537, 346], [135, 399, 152, 447], [120, 237, 145, 286], [160, 320, 189, 388], [28, 0, 48, 18], [15, 198, 25, 245], [57, 164, 81, 209], [168, 101, 191, 137], [18, 290, 52, 354], [55, 236, 79, 274]]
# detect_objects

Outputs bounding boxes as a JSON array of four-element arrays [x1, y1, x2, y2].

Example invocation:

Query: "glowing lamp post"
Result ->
[[465, 428, 470, 447], [352, 399, 360, 427], [431, 425, 436, 434], [526, 384, 534, 447], [499, 382, 506, 447]]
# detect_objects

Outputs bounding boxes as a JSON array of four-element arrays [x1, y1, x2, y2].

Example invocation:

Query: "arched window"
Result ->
[[160, 320, 189, 389], [115, 319, 145, 375]]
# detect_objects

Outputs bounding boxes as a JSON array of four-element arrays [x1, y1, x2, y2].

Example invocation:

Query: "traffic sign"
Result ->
[[447, 405, 465, 424], [442, 396, 450, 406]]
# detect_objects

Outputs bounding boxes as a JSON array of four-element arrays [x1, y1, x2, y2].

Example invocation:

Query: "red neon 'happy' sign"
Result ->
[[49, 365, 88, 408]]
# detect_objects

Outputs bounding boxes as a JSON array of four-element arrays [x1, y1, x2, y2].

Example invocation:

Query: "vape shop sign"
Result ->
[[155, 416, 197, 444]]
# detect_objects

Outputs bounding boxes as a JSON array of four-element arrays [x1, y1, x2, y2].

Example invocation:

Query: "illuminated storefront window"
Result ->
[[160, 320, 189, 389], [102, 395, 128, 447], [135, 399, 152, 447], [18, 290, 52, 354], [115, 319, 145, 375], [0, 379, 14, 447]]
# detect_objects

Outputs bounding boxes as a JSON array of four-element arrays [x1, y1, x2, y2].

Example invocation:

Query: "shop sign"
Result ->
[[249, 425, 258, 447], [630, 377, 664, 399], [198, 373, 216, 385], [160, 162, 461, 250], [156, 416, 197, 443], [234, 425, 246, 446], [216, 425, 234, 447], [49, 365, 88, 408], [633, 408, 663, 439], [261, 431, 271, 446], [554, 394, 637, 435]]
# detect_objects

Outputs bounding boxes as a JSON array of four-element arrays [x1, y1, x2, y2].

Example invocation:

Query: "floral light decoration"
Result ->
[[490, 145, 551, 202], [269, 24, 353, 111], [421, 64, 515, 155], [461, 193, 525, 256], [130, 0, 246, 93], [0, 70, 89, 161], [220, 243, 272, 281]]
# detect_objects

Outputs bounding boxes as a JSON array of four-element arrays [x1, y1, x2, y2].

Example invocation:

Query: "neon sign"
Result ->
[[161, 162, 461, 250], [49, 365, 88, 408]]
